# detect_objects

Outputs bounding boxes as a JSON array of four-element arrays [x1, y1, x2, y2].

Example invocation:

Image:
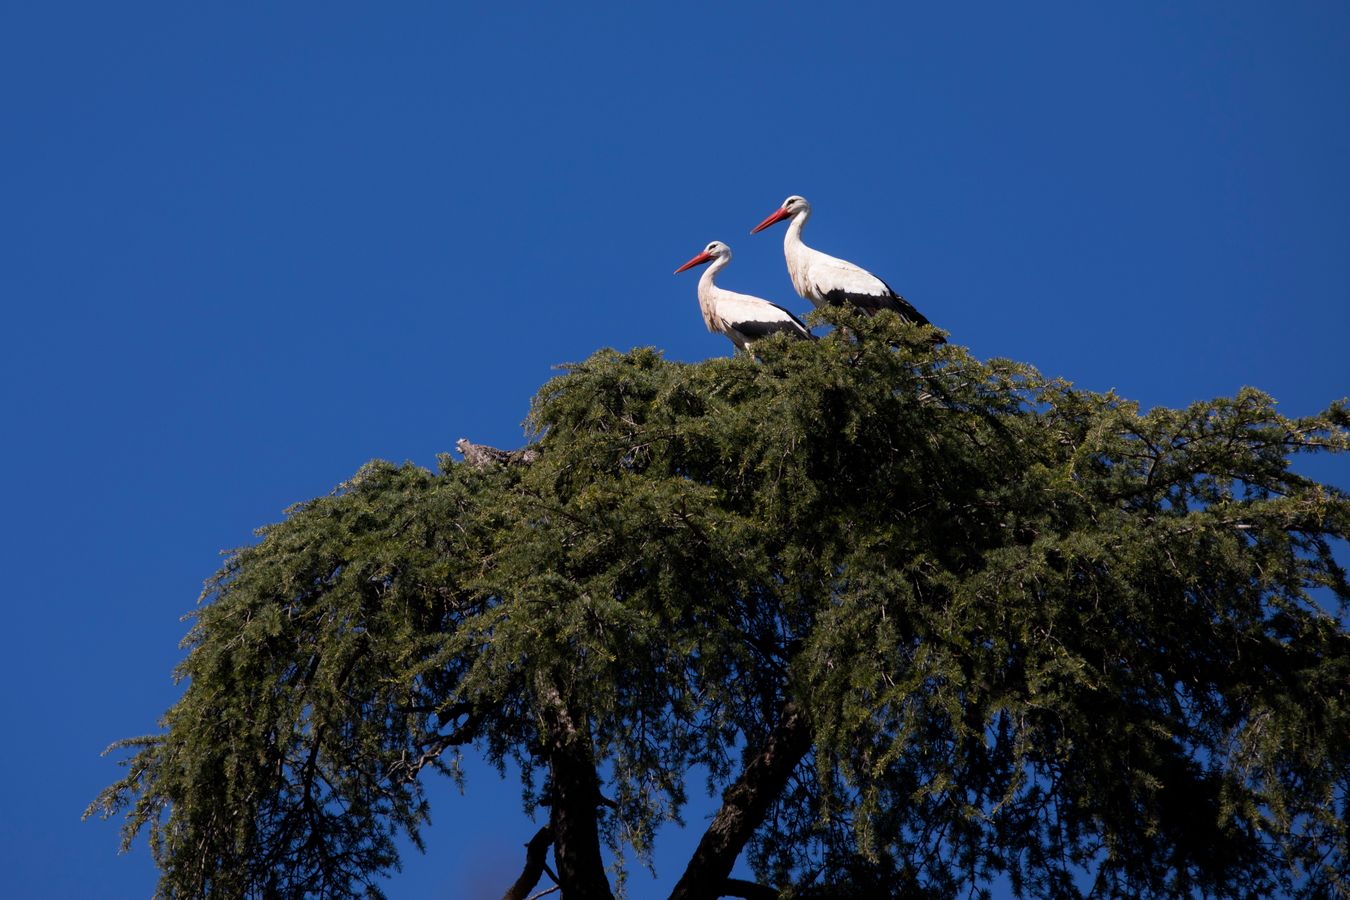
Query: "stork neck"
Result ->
[[696, 255, 729, 333], [784, 207, 810, 253], [698, 254, 730, 296]]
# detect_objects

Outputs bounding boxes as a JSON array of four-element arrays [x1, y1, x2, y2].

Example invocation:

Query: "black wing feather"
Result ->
[[730, 303, 813, 341], [821, 285, 928, 325]]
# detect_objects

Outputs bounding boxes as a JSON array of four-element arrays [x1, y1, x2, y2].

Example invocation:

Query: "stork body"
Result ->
[[751, 195, 938, 335], [674, 241, 812, 352]]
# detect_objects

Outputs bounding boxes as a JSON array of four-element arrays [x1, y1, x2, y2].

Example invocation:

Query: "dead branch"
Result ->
[[456, 438, 540, 470], [503, 824, 555, 900]]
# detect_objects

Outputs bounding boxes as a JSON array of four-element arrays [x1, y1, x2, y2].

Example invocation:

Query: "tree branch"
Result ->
[[389, 711, 483, 785], [669, 700, 812, 900], [502, 824, 554, 900], [719, 877, 780, 899]]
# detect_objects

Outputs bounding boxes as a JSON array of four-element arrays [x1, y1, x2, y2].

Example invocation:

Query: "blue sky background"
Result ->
[[2, 2, 1347, 897]]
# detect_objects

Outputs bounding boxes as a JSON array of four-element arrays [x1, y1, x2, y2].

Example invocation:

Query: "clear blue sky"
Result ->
[[2, 3, 1347, 897]]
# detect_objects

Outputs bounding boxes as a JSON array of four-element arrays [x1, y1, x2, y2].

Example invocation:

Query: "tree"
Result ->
[[88, 312, 1350, 898]]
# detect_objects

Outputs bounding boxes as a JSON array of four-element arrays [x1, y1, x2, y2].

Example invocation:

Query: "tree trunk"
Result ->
[[537, 679, 614, 900], [668, 700, 812, 900], [548, 738, 612, 899]]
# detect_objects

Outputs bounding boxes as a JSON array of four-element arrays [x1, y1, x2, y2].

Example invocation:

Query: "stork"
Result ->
[[750, 195, 941, 339], [674, 241, 813, 352]]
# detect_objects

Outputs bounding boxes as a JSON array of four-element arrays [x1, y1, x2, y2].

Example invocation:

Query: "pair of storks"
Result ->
[[674, 195, 939, 352]]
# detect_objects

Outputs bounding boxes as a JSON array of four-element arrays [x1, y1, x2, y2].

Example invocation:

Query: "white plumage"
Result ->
[[751, 195, 939, 337], [674, 241, 812, 352]]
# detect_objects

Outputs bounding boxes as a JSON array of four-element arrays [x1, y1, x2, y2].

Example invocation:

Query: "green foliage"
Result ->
[[89, 312, 1350, 898]]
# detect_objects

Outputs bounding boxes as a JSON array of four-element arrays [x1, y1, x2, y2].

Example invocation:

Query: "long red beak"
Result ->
[[751, 206, 793, 234], [674, 251, 714, 274]]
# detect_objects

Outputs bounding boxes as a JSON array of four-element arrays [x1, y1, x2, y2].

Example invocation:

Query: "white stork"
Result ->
[[750, 195, 941, 339], [674, 241, 813, 352]]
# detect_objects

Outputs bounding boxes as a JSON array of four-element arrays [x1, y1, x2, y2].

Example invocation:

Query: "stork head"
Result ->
[[751, 195, 810, 234], [674, 240, 731, 274]]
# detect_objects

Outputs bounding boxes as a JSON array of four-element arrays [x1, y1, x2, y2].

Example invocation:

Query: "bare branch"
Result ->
[[503, 824, 554, 900], [719, 878, 780, 899], [389, 712, 484, 785], [669, 701, 812, 900]]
